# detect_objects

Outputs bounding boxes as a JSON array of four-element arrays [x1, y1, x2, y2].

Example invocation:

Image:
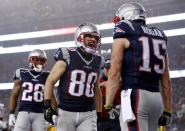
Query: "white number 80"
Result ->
[[69, 70, 98, 97]]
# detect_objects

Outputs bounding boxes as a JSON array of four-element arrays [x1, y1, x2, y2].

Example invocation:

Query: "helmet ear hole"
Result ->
[[28, 57, 34, 63], [77, 35, 83, 42]]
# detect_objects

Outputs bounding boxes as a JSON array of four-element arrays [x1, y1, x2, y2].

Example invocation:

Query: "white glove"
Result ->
[[52, 115, 58, 126], [108, 108, 119, 120], [45, 115, 58, 128], [9, 114, 16, 128], [0, 121, 8, 129]]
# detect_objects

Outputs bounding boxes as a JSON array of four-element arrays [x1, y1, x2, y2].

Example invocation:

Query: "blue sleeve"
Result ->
[[113, 20, 134, 39]]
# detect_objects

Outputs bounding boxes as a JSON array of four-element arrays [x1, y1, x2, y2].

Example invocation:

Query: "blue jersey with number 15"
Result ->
[[113, 20, 167, 92]]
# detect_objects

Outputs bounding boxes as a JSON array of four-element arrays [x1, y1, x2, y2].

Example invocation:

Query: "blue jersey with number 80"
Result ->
[[54, 47, 104, 112]]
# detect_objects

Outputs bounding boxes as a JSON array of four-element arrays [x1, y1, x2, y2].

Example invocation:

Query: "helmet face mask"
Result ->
[[75, 23, 101, 54], [28, 49, 47, 72], [113, 2, 146, 24]]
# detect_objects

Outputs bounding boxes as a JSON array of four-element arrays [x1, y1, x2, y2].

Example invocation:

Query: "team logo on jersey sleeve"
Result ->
[[114, 27, 125, 33], [113, 27, 126, 36]]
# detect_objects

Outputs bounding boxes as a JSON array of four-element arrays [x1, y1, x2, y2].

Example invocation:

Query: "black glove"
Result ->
[[158, 111, 171, 126], [104, 105, 119, 120], [44, 99, 57, 125], [97, 112, 102, 130], [97, 112, 102, 123]]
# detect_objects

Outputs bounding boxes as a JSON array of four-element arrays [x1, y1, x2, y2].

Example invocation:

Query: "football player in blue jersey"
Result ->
[[8, 49, 51, 131], [44, 23, 104, 131], [105, 2, 172, 131]]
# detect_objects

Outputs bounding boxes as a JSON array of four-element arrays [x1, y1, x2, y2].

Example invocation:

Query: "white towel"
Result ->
[[121, 89, 136, 123]]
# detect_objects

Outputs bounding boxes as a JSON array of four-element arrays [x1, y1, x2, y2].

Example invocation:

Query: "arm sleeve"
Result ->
[[113, 20, 135, 39]]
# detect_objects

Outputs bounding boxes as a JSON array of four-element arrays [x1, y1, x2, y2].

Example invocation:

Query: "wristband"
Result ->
[[9, 110, 15, 114], [104, 105, 113, 110]]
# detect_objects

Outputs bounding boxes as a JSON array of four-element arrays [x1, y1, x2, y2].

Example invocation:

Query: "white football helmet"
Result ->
[[74, 23, 101, 54], [113, 2, 146, 24], [28, 49, 47, 72]]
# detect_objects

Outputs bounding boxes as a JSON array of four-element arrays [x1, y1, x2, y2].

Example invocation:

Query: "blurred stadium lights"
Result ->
[[1, 27, 185, 54], [164, 28, 185, 37], [0, 37, 113, 54], [146, 13, 185, 24], [170, 70, 185, 78], [0, 41, 76, 54], [1, 69, 185, 90], [0, 13, 185, 42], [0, 12, 185, 90], [0, 27, 76, 42]]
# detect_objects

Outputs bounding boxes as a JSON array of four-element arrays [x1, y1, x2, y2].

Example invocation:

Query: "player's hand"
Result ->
[[8, 114, 16, 128], [104, 105, 119, 120], [44, 100, 58, 125], [158, 111, 171, 126]]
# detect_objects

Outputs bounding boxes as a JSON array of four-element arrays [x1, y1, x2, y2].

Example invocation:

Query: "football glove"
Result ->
[[8, 114, 16, 128], [158, 111, 171, 126], [104, 105, 119, 120], [97, 112, 102, 125], [44, 100, 58, 125]]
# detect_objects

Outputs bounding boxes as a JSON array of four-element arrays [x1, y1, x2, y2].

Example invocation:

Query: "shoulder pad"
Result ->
[[13, 68, 28, 80], [54, 47, 70, 64]]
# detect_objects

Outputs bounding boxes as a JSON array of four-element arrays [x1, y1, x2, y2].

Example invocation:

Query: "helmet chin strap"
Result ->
[[32, 64, 43, 72]]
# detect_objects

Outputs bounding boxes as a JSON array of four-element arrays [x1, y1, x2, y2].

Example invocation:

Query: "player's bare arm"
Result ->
[[161, 53, 172, 112], [44, 60, 66, 125], [9, 79, 21, 113], [105, 38, 130, 106], [51, 93, 57, 110], [94, 79, 102, 112], [44, 60, 67, 100]]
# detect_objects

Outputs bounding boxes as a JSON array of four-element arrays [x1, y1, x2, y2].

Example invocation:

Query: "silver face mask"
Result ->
[[83, 45, 96, 54], [33, 64, 43, 72]]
